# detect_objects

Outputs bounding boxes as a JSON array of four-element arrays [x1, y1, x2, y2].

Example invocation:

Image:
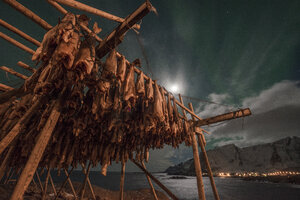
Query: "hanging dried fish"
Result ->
[[123, 64, 136, 109], [102, 49, 117, 79]]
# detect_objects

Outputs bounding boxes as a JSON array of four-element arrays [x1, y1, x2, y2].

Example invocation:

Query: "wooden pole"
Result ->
[[63, 168, 77, 199], [79, 162, 91, 200], [119, 162, 125, 200], [55, 167, 74, 200], [10, 100, 61, 200], [141, 161, 158, 200], [4, 167, 13, 184], [17, 61, 36, 73], [53, 0, 140, 29], [189, 104, 220, 200], [96, 1, 153, 58], [47, 0, 68, 15], [0, 83, 13, 92], [42, 167, 51, 200], [0, 66, 28, 80], [132, 160, 179, 200], [0, 19, 41, 46], [49, 174, 57, 196], [0, 98, 42, 155], [35, 171, 44, 193], [195, 108, 251, 127], [0, 32, 35, 55], [3, 0, 52, 30], [0, 146, 13, 181], [80, 163, 96, 200], [187, 102, 206, 200]]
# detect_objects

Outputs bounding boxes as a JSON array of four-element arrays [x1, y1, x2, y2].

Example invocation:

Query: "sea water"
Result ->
[[50, 171, 300, 200]]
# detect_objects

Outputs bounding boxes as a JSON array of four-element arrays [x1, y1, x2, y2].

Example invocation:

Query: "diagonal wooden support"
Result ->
[[141, 161, 158, 200], [0, 66, 28, 80], [49, 174, 57, 196], [42, 167, 51, 200], [0, 83, 14, 92], [0, 98, 42, 155], [96, 1, 153, 58], [119, 162, 125, 200], [3, 0, 52, 30], [10, 100, 61, 200], [132, 160, 179, 200], [53, 0, 140, 29], [55, 167, 74, 200], [195, 108, 251, 127], [63, 168, 77, 199], [0, 31, 35, 55], [189, 104, 220, 200], [17, 61, 36, 73], [35, 171, 44, 193], [0, 19, 41, 46], [0, 146, 13, 182], [80, 163, 96, 200], [79, 162, 91, 200]]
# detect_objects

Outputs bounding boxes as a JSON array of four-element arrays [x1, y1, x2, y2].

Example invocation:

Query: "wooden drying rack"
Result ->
[[0, 1, 251, 200]]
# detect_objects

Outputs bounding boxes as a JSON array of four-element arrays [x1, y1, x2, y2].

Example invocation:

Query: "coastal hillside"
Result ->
[[165, 136, 300, 175]]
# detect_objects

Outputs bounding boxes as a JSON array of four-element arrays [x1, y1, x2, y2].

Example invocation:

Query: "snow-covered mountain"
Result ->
[[165, 136, 300, 175]]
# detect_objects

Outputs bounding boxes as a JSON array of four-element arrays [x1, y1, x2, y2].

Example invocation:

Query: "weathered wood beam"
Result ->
[[188, 103, 206, 200], [17, 61, 36, 73], [96, 1, 153, 58], [53, 0, 140, 29], [132, 160, 179, 200], [0, 31, 35, 55], [0, 66, 28, 80], [10, 100, 61, 200], [0, 83, 14, 92], [0, 19, 41, 46], [3, 0, 52, 30], [195, 108, 251, 127]]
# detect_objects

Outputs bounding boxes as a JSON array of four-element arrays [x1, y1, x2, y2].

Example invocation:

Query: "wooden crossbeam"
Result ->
[[3, 0, 52, 30], [53, 0, 140, 29], [96, 1, 153, 58], [17, 61, 36, 73], [80, 163, 96, 200], [0, 66, 28, 80], [0, 19, 41, 46], [47, 0, 68, 15], [195, 108, 251, 127], [0, 83, 14, 92], [141, 161, 158, 200], [0, 31, 35, 55]]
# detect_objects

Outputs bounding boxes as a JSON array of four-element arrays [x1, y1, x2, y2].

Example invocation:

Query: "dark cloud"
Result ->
[[203, 80, 300, 147]]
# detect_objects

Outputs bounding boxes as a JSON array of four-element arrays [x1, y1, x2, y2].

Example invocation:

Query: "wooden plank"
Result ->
[[0, 66, 28, 80], [132, 160, 179, 200], [195, 108, 251, 127], [10, 100, 61, 200], [141, 161, 158, 200], [0, 83, 14, 92], [0, 31, 35, 55], [54, 0, 140, 29], [96, 1, 153, 58], [17, 61, 36, 73], [0, 19, 41, 46], [3, 0, 52, 30]]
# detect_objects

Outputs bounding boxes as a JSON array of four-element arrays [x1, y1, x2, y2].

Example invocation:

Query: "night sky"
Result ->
[[0, 0, 299, 171]]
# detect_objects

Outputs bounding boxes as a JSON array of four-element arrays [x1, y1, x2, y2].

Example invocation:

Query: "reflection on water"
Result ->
[[50, 171, 300, 200]]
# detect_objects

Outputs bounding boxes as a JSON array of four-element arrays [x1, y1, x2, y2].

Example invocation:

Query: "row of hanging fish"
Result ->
[[0, 13, 195, 175]]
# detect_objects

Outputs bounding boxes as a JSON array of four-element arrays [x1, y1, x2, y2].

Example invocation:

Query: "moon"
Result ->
[[170, 84, 179, 93]]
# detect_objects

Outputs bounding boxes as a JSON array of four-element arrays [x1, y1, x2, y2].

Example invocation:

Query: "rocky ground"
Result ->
[[0, 182, 169, 200]]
